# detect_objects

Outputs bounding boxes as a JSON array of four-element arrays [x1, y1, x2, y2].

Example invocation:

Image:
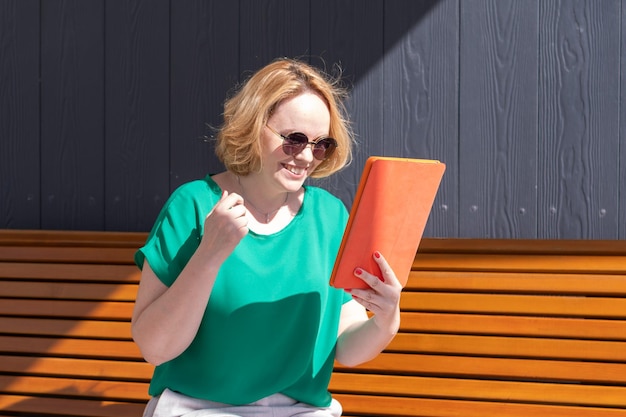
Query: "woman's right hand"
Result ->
[[200, 190, 249, 260]]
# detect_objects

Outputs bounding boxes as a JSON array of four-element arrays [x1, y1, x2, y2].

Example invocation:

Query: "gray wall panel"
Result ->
[[310, 0, 385, 207], [621, 0, 626, 240], [538, 0, 620, 239], [1, 0, 624, 239], [239, 0, 310, 73], [0, 0, 40, 229], [384, 0, 459, 237], [40, 0, 105, 230], [104, 0, 170, 232], [459, 0, 538, 238], [170, 1, 239, 190]]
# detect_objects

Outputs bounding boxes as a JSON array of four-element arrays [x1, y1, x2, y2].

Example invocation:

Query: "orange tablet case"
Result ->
[[330, 157, 446, 289]]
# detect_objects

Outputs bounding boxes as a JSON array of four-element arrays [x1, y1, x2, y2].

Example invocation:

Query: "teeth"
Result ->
[[285, 164, 306, 175]]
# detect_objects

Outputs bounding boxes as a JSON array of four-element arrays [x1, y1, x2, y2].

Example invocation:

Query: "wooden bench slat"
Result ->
[[7, 335, 624, 394], [330, 373, 626, 408], [0, 299, 134, 320], [0, 280, 138, 301], [0, 355, 153, 380], [412, 253, 626, 274], [0, 394, 145, 417], [0, 375, 150, 401], [388, 333, 626, 361], [8, 377, 625, 416], [402, 292, 626, 318], [25, 324, 626, 362], [408, 270, 626, 295], [336, 394, 626, 417], [0, 247, 137, 264], [0, 317, 131, 339], [417, 238, 626, 256], [0, 229, 147, 247], [0, 262, 140, 282], [434, 353, 626, 383], [400, 312, 626, 340], [337, 353, 626, 384], [0, 336, 142, 359]]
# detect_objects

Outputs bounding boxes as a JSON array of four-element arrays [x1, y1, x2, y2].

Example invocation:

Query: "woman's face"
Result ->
[[259, 91, 331, 193]]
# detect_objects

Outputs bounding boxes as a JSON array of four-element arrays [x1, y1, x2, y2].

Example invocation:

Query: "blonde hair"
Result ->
[[215, 58, 353, 178]]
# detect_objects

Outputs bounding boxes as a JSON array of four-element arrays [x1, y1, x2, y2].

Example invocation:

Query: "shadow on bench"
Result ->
[[1, 230, 626, 417]]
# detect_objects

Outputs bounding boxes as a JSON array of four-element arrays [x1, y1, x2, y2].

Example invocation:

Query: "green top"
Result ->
[[135, 175, 351, 407]]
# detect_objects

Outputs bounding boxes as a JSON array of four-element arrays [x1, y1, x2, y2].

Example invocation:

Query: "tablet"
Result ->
[[330, 156, 445, 289]]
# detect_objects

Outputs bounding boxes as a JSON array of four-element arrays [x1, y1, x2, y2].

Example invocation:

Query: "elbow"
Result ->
[[132, 337, 162, 367], [336, 353, 377, 368], [335, 350, 377, 368], [137, 344, 169, 367], [334, 341, 377, 368], [335, 357, 363, 368], [145, 355, 168, 367], [131, 324, 171, 366]]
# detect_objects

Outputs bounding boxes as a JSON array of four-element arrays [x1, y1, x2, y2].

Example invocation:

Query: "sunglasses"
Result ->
[[266, 125, 338, 161]]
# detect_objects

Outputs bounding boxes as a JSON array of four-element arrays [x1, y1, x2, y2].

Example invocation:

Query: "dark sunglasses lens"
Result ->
[[281, 132, 337, 160], [313, 138, 337, 160], [282, 133, 308, 155]]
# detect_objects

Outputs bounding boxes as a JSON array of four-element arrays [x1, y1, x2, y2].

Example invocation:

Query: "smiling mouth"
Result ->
[[282, 163, 308, 176]]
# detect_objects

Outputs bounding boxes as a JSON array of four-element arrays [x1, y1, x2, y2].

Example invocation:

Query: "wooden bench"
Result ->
[[2, 230, 626, 417], [0, 230, 148, 417]]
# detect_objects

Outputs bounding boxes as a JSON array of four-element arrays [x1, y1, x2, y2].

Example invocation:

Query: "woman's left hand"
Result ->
[[335, 251, 403, 367], [350, 251, 402, 328]]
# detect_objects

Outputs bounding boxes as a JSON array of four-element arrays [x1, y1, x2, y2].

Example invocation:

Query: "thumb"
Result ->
[[207, 190, 229, 217]]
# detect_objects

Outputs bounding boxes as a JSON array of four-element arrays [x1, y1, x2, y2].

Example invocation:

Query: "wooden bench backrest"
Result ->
[[0, 230, 150, 417], [332, 239, 626, 417], [2, 231, 626, 417]]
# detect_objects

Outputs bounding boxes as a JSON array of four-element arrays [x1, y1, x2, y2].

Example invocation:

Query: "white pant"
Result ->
[[143, 389, 342, 417]]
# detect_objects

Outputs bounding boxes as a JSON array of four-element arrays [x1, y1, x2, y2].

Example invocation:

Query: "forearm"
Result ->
[[131, 249, 223, 365], [335, 251, 403, 367], [335, 305, 400, 367]]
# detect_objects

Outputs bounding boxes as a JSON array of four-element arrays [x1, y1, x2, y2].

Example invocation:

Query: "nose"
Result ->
[[294, 143, 315, 162]]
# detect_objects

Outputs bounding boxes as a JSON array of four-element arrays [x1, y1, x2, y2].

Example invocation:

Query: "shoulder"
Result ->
[[304, 185, 343, 205], [303, 186, 348, 217], [171, 175, 220, 199], [164, 175, 221, 210], [304, 185, 344, 206], [137, 176, 220, 276], [150, 176, 221, 228]]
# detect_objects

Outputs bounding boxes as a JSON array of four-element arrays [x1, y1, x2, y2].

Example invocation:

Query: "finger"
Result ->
[[349, 290, 379, 312], [372, 251, 401, 287], [206, 192, 247, 226], [207, 191, 227, 216], [221, 191, 244, 210], [354, 267, 384, 291], [233, 216, 250, 236], [227, 203, 247, 218], [210, 193, 245, 220]]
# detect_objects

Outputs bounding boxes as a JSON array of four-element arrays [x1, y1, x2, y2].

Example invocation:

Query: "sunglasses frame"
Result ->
[[266, 124, 337, 161]]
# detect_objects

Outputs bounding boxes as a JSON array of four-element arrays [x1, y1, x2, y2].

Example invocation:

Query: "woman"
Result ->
[[132, 58, 402, 417]]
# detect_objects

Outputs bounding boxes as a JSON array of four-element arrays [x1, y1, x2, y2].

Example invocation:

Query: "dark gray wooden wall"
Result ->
[[1, 0, 624, 239]]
